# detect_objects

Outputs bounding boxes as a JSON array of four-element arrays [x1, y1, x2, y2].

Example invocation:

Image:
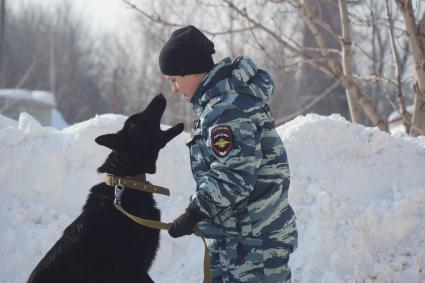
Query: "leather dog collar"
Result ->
[[105, 174, 170, 196]]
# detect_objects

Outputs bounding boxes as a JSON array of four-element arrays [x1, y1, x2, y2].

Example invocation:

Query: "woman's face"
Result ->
[[164, 73, 205, 101]]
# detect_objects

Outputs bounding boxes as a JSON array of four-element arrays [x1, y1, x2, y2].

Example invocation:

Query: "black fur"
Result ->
[[27, 94, 184, 283]]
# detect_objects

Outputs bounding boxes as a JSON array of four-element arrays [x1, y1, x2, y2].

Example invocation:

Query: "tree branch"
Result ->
[[353, 74, 397, 86], [122, 0, 182, 27], [385, 0, 410, 132], [395, 0, 425, 136], [221, 0, 337, 77], [275, 80, 341, 125], [15, 47, 39, 88]]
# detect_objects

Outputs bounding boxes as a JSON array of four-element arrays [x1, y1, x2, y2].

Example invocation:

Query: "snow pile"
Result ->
[[50, 109, 69, 130], [0, 114, 18, 128], [1, 112, 425, 283], [280, 114, 425, 283], [0, 112, 199, 283]]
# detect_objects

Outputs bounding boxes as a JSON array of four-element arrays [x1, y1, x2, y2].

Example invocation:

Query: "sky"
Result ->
[[73, 0, 134, 30], [9, 0, 135, 31]]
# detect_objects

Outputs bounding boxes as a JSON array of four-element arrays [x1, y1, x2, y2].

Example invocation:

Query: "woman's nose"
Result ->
[[171, 82, 179, 93]]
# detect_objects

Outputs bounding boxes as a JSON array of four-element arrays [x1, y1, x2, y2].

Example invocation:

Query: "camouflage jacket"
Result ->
[[187, 57, 293, 239]]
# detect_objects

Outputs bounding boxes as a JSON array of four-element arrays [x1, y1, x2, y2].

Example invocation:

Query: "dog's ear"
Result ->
[[95, 134, 122, 150], [160, 123, 184, 147]]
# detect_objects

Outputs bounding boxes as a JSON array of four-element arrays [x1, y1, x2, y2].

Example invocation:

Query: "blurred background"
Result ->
[[1, 0, 424, 135]]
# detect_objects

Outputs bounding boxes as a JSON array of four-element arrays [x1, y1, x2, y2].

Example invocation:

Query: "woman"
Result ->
[[159, 25, 298, 283]]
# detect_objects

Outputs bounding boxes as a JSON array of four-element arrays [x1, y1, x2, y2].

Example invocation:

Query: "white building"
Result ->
[[0, 89, 67, 129]]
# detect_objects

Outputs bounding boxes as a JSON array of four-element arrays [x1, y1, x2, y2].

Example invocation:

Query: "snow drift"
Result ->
[[0, 112, 424, 283], [280, 114, 425, 283]]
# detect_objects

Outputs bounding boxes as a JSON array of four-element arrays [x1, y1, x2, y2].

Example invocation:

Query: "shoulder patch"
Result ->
[[206, 96, 223, 109], [211, 125, 233, 157]]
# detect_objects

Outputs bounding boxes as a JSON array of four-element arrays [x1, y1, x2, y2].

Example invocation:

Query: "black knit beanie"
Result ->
[[159, 25, 215, 76]]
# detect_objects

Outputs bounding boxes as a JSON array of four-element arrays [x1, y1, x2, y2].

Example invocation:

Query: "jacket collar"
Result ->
[[190, 57, 233, 117]]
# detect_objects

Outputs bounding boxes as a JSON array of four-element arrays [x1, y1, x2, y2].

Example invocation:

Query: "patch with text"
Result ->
[[211, 125, 233, 157]]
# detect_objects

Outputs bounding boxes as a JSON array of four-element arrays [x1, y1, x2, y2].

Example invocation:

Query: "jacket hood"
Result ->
[[191, 56, 274, 110]]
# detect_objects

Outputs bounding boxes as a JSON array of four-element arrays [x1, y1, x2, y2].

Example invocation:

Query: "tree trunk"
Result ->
[[395, 0, 425, 136], [338, 0, 362, 123], [413, 11, 425, 136], [49, 28, 56, 93], [385, 0, 410, 133], [0, 0, 6, 87]]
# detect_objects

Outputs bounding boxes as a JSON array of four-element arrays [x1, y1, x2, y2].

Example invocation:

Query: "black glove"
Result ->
[[168, 206, 207, 238]]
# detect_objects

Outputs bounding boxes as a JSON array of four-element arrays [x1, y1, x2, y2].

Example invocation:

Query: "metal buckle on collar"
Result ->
[[114, 178, 125, 206], [106, 174, 114, 186]]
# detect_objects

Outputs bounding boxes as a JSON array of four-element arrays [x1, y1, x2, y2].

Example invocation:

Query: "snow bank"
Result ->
[[0, 112, 199, 283], [280, 114, 425, 283], [0, 112, 424, 283]]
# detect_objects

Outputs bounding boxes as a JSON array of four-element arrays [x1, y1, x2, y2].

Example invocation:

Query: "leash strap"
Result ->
[[113, 194, 212, 283], [114, 203, 171, 230], [195, 230, 212, 283]]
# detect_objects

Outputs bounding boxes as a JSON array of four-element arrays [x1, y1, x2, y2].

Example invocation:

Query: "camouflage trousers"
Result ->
[[206, 215, 297, 283]]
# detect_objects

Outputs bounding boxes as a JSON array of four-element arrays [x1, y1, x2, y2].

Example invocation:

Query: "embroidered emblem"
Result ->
[[211, 125, 233, 157]]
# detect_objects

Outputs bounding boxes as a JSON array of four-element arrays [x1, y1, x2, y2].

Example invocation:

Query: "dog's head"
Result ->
[[95, 94, 184, 175]]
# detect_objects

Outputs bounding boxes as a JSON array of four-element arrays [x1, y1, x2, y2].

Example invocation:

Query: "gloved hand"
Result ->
[[168, 206, 207, 238]]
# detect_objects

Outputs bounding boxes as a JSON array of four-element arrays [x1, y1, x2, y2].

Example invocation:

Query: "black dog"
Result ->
[[27, 94, 184, 283]]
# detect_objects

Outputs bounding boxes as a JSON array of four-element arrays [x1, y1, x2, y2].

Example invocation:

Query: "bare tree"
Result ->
[[219, 0, 389, 130], [394, 0, 425, 136], [385, 0, 410, 132], [122, 0, 425, 135], [0, 0, 6, 87], [4, 1, 109, 123]]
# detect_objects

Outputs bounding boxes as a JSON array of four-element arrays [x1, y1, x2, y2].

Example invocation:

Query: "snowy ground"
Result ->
[[1, 112, 425, 283]]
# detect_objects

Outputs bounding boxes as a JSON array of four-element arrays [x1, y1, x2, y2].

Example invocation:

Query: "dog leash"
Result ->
[[106, 174, 212, 283]]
